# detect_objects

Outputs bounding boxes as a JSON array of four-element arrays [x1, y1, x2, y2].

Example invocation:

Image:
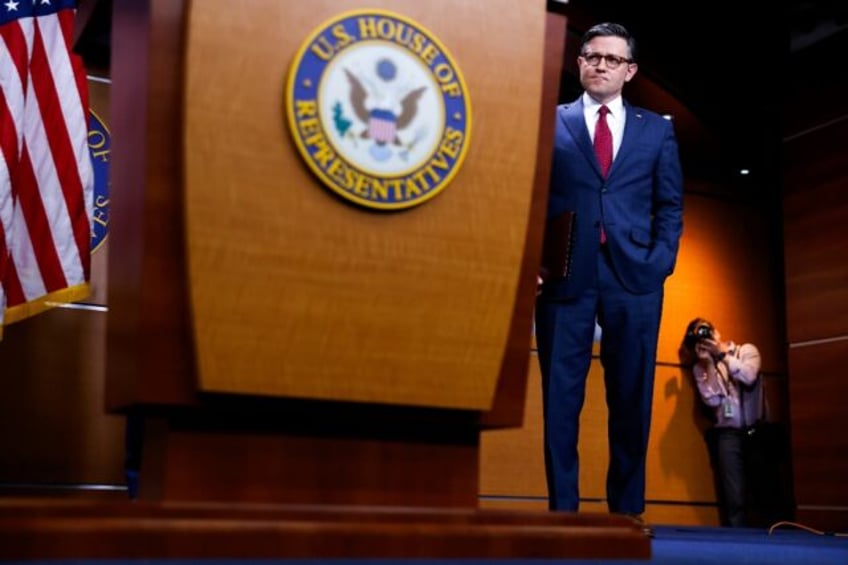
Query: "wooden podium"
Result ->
[[0, 0, 649, 560]]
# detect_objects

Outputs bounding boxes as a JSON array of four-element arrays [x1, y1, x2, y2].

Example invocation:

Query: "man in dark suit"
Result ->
[[535, 22, 683, 517]]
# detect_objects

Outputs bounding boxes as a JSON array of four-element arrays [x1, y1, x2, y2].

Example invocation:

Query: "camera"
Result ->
[[684, 320, 714, 349], [694, 324, 713, 340]]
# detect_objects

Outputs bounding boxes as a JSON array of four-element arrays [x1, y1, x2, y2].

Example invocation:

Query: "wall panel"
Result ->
[[783, 114, 848, 530], [481, 190, 789, 526], [784, 127, 848, 343]]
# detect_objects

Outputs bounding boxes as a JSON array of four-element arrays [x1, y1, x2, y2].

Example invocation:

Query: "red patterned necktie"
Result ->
[[594, 105, 612, 243], [594, 105, 612, 178]]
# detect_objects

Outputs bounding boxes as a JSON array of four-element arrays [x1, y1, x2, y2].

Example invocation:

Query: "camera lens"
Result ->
[[696, 325, 712, 339]]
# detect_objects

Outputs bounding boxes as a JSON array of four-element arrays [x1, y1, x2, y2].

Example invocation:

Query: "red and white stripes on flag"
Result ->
[[0, 0, 93, 334]]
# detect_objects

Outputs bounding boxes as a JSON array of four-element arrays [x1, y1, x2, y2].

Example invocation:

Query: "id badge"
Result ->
[[722, 397, 735, 419]]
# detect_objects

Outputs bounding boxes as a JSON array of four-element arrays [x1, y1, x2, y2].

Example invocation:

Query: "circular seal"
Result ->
[[286, 9, 472, 210], [87, 109, 110, 253]]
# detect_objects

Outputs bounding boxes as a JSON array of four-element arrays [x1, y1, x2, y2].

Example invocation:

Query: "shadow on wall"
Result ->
[[657, 371, 715, 503]]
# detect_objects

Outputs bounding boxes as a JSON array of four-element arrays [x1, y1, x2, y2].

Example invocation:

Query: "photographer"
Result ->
[[681, 318, 764, 528]]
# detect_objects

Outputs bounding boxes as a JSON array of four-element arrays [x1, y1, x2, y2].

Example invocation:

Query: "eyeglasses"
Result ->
[[580, 52, 633, 69]]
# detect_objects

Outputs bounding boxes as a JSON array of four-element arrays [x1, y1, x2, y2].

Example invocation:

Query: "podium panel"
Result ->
[[183, 0, 546, 408]]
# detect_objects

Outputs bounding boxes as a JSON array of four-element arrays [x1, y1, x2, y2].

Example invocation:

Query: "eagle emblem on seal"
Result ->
[[342, 60, 427, 162]]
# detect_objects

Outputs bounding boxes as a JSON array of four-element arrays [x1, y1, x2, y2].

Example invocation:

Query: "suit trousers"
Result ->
[[535, 245, 664, 513]]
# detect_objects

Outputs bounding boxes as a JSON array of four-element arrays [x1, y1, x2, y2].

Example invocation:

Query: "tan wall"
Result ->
[[481, 190, 788, 526]]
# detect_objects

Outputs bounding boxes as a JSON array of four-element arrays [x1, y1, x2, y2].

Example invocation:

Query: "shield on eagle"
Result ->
[[368, 109, 398, 144]]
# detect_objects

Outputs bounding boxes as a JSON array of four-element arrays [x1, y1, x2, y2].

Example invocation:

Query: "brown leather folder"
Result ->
[[540, 210, 575, 280]]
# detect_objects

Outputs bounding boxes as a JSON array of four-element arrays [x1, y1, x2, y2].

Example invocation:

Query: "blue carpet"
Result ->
[[645, 525, 848, 565]]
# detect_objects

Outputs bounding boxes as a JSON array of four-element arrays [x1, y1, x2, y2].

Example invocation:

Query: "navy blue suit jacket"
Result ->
[[544, 97, 684, 299]]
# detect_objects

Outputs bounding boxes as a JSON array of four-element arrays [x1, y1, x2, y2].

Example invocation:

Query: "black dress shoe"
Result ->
[[620, 513, 654, 538]]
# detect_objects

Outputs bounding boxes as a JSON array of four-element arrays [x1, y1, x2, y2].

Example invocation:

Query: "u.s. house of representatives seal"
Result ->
[[286, 9, 472, 210], [88, 109, 110, 254]]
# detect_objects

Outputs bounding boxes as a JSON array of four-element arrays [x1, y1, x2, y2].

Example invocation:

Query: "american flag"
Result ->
[[0, 0, 93, 334]]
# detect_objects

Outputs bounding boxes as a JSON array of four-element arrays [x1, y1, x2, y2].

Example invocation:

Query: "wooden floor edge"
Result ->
[[0, 499, 651, 559]]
